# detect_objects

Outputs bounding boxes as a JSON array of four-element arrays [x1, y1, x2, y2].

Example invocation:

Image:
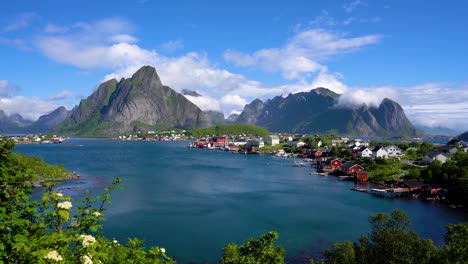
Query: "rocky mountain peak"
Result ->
[[130, 65, 162, 89]]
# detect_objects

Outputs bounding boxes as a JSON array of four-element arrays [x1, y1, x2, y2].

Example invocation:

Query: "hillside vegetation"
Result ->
[[189, 124, 270, 138]]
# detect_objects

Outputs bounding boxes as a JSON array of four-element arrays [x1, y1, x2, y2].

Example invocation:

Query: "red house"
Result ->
[[319, 159, 342, 172], [308, 150, 323, 158], [342, 162, 364, 175], [354, 171, 369, 181], [211, 136, 227, 148]]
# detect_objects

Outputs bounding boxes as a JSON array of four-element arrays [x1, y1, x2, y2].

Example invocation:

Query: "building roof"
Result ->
[[342, 161, 363, 170], [425, 150, 450, 159], [371, 146, 385, 152], [401, 179, 425, 188]]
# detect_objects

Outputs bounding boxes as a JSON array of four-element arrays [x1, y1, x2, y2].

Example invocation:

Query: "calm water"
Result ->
[[16, 140, 466, 263]]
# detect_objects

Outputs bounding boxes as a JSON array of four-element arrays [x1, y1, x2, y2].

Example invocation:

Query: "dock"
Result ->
[[370, 187, 411, 198]]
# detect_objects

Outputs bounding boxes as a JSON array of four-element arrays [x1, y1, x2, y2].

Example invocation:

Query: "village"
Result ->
[[0, 134, 66, 144], [189, 134, 468, 203]]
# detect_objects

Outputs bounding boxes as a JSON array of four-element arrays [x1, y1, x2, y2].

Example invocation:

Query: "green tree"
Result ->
[[320, 210, 437, 264], [220, 231, 286, 264], [437, 223, 468, 264]]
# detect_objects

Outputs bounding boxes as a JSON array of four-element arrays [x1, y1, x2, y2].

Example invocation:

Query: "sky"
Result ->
[[1, 0, 467, 132]]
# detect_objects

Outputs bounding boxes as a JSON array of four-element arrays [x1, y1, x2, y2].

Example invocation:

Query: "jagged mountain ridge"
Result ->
[[236, 88, 421, 137], [28, 106, 71, 133], [58, 66, 208, 135]]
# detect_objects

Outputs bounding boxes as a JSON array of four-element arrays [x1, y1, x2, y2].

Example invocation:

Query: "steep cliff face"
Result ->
[[236, 99, 265, 125], [58, 66, 208, 135], [236, 88, 421, 137]]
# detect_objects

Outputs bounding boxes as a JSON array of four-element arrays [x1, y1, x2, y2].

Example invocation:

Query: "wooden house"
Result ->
[[342, 161, 364, 175], [354, 171, 369, 181], [397, 179, 425, 192]]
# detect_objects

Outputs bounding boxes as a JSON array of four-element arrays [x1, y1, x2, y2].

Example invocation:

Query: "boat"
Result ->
[[293, 161, 306, 167]]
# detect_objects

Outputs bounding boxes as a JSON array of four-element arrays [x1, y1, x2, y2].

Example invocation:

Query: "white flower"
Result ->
[[57, 201, 72, 210], [113, 239, 118, 244], [80, 234, 96, 247], [56, 192, 63, 197], [160, 248, 166, 254], [80, 255, 93, 264], [93, 211, 101, 217], [44, 250, 63, 262]]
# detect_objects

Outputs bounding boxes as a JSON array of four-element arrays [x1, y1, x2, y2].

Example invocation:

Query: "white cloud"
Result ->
[[337, 87, 398, 108], [343, 0, 363, 13], [224, 28, 381, 80], [0, 37, 30, 51], [3, 12, 38, 32], [48, 90, 73, 101], [36, 17, 145, 69], [108, 34, 138, 43], [309, 10, 338, 27], [160, 39, 184, 52], [336, 83, 468, 131], [0, 80, 21, 97], [0, 96, 58, 121], [183, 93, 221, 112], [44, 24, 69, 33]]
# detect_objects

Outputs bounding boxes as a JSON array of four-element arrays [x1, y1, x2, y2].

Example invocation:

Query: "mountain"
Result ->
[[457, 131, 468, 141], [202, 110, 225, 127], [226, 113, 239, 123], [58, 66, 208, 135], [181, 89, 202, 97], [236, 88, 421, 137], [416, 125, 459, 136], [0, 110, 33, 133], [28, 107, 71, 133]]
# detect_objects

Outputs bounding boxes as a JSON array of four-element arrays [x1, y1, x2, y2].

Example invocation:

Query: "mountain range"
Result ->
[[0, 107, 70, 134], [236, 88, 422, 137], [1, 66, 425, 137]]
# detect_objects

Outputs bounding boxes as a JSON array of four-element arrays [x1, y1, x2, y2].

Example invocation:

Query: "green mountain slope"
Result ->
[[58, 66, 208, 136]]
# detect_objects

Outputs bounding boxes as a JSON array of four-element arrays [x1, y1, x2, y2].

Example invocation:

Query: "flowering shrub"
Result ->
[[0, 177, 176, 264]]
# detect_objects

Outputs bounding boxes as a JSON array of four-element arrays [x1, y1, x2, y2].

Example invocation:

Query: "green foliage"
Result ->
[[354, 158, 409, 181], [437, 223, 468, 264], [420, 150, 468, 207], [321, 210, 438, 264], [0, 177, 176, 263], [220, 231, 286, 264], [190, 124, 270, 138]]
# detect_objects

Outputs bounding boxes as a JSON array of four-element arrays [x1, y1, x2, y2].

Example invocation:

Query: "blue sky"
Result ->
[[1, 0, 467, 131]]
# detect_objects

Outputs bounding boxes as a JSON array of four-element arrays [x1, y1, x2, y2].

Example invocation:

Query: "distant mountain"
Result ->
[[237, 88, 421, 137], [457, 131, 468, 141], [202, 110, 225, 127], [416, 125, 459, 136], [58, 66, 208, 135], [181, 89, 202, 97], [0, 107, 71, 134], [226, 113, 239, 123], [0, 110, 33, 133], [28, 106, 71, 133]]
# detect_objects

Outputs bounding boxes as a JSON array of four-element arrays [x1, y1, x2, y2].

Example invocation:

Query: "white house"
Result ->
[[423, 151, 450, 164], [258, 140, 265, 148], [287, 141, 307, 148], [359, 147, 373, 158], [384, 145, 402, 158], [371, 146, 388, 159], [266, 135, 280, 146]]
